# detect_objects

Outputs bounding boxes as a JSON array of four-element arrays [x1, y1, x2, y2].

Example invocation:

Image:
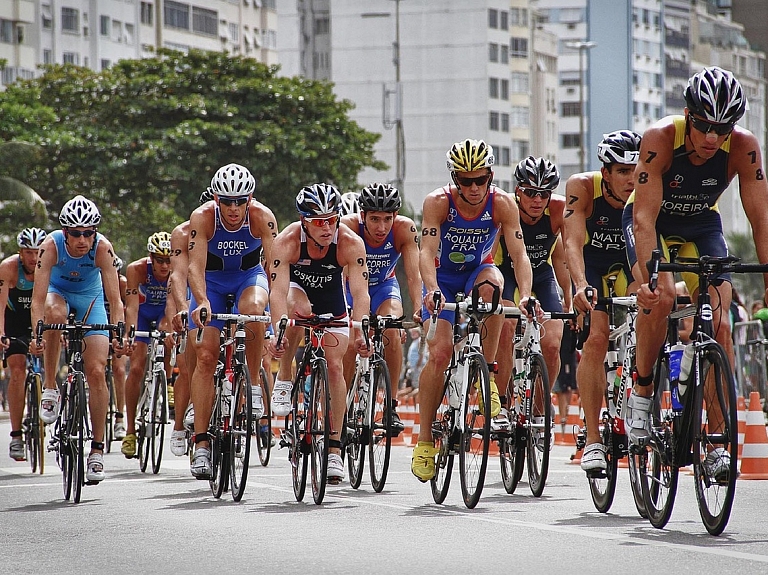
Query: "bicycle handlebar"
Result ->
[[426, 291, 442, 341], [196, 308, 207, 343]]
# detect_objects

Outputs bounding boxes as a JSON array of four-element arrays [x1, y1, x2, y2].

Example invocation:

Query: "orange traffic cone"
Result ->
[[737, 395, 747, 460], [739, 391, 768, 480], [560, 393, 580, 447]]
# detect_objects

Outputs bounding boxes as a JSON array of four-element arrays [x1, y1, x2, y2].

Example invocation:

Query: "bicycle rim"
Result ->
[[527, 354, 551, 497], [459, 354, 490, 509], [692, 343, 738, 535], [230, 366, 253, 502], [588, 416, 618, 512], [499, 387, 522, 494], [73, 377, 86, 503], [150, 371, 167, 474], [27, 374, 43, 474], [209, 387, 229, 498], [430, 380, 454, 504], [310, 360, 330, 504], [346, 370, 366, 489], [369, 361, 392, 492], [138, 382, 151, 473], [290, 376, 308, 502], [256, 367, 272, 466], [628, 449, 649, 518], [60, 389, 73, 501], [105, 369, 115, 453]]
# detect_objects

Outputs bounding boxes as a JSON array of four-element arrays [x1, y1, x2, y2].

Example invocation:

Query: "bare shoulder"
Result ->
[[0, 254, 18, 278], [340, 214, 360, 232], [395, 214, 417, 232], [171, 221, 189, 241], [729, 126, 761, 158]]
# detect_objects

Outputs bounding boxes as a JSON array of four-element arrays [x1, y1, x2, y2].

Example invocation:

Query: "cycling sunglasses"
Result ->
[[305, 215, 340, 227], [218, 196, 249, 207], [689, 116, 734, 137], [65, 229, 97, 238], [454, 174, 492, 187], [519, 187, 552, 199], [151, 256, 171, 265]]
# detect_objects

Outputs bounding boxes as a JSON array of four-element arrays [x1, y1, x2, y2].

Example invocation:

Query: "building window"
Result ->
[[559, 70, 580, 86], [62, 7, 79, 33], [140, 2, 153, 26], [489, 111, 500, 131], [112, 20, 122, 42], [511, 106, 529, 128], [228, 22, 239, 42], [489, 43, 498, 63], [488, 9, 498, 29], [165, 1, 189, 30], [510, 37, 528, 58], [512, 139, 530, 160], [500, 45, 509, 64], [101, 59, 111, 70], [43, 49, 53, 64], [124, 23, 134, 44], [499, 11, 508, 30], [192, 6, 217, 36], [100, 15, 109, 36], [501, 113, 510, 132], [500, 79, 509, 100], [511, 71, 528, 93], [314, 16, 329, 34], [62, 52, 79, 65], [562, 133, 581, 148], [510, 8, 521, 25], [42, 4, 53, 29], [561, 102, 581, 117], [0, 20, 12, 44], [489, 77, 499, 99]]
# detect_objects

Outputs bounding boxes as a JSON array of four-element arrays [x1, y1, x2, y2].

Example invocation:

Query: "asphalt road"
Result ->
[[1, 413, 767, 574]]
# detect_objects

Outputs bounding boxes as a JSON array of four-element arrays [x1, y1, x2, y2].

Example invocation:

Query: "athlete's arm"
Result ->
[[30, 236, 56, 330], [97, 238, 125, 326], [339, 228, 371, 356], [562, 174, 593, 314], [267, 224, 300, 335], [187, 205, 214, 326], [418, 191, 448, 313], [552, 236, 572, 311], [252, 201, 279, 282], [496, 192, 532, 299], [395, 216, 423, 314], [124, 259, 145, 335], [0, 257, 16, 341]]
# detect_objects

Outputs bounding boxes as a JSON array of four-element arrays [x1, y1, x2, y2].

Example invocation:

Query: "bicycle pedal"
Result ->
[[585, 468, 607, 480], [85, 480, 101, 486], [327, 477, 342, 486]]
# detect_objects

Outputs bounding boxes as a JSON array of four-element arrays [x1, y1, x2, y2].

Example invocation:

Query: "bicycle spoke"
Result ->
[[369, 361, 392, 492], [459, 355, 490, 509]]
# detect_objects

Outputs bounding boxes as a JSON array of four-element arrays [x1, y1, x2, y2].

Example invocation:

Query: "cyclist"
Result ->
[[188, 164, 277, 479], [625, 67, 768, 473], [341, 183, 422, 434], [340, 191, 361, 217], [412, 139, 535, 482], [121, 232, 172, 458], [495, 156, 571, 432], [105, 257, 128, 443], [31, 195, 126, 483], [563, 130, 642, 474], [267, 183, 371, 483], [0, 228, 46, 461], [165, 189, 212, 457]]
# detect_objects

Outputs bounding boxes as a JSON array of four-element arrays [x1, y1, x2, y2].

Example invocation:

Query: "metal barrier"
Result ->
[[733, 320, 767, 410]]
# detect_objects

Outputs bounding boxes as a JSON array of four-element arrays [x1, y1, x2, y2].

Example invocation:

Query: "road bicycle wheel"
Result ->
[[138, 379, 151, 473], [527, 353, 551, 497], [642, 358, 678, 529], [25, 373, 44, 474], [628, 449, 649, 518], [230, 365, 253, 502], [431, 379, 454, 504], [150, 370, 167, 474], [369, 360, 392, 493], [209, 383, 230, 499], [588, 413, 618, 512], [310, 360, 331, 504], [72, 375, 87, 503], [256, 366, 272, 466], [105, 363, 115, 453], [499, 388, 524, 494], [346, 368, 366, 489], [59, 384, 74, 501], [289, 375, 308, 502], [692, 343, 738, 536], [459, 354, 491, 509]]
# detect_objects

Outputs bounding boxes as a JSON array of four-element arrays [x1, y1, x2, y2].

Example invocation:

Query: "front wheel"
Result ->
[[230, 365, 253, 502], [209, 381, 230, 499], [346, 370, 366, 490], [105, 366, 115, 453], [692, 343, 738, 536], [459, 354, 491, 509], [149, 370, 167, 475], [310, 360, 330, 504], [431, 379, 454, 504], [369, 361, 392, 492], [26, 373, 44, 474], [255, 367, 272, 466], [587, 414, 618, 513], [526, 354, 551, 497], [72, 376, 87, 503], [289, 374, 309, 502]]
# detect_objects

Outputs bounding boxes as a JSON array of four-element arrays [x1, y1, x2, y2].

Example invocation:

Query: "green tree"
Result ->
[[0, 49, 386, 261]]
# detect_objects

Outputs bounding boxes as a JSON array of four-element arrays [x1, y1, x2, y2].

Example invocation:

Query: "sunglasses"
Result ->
[[689, 116, 734, 137], [218, 196, 249, 207], [305, 215, 339, 227], [519, 187, 552, 199], [455, 174, 492, 187], [66, 229, 96, 238], [152, 256, 171, 265]]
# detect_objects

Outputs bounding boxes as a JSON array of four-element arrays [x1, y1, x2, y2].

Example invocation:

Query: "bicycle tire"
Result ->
[[26, 373, 44, 474], [60, 381, 73, 501], [527, 353, 551, 497], [369, 360, 392, 493], [138, 378, 151, 473], [499, 385, 523, 494], [105, 365, 115, 453], [642, 357, 678, 529], [150, 370, 167, 475], [310, 360, 330, 504], [289, 375, 309, 502], [430, 379, 454, 504], [230, 365, 253, 502], [256, 366, 272, 466], [692, 342, 738, 536], [209, 380, 230, 499], [459, 354, 491, 509], [72, 374, 87, 503], [346, 369, 366, 489], [588, 413, 618, 512]]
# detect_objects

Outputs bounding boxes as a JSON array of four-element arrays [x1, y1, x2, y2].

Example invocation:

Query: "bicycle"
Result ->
[[427, 282, 519, 509], [2, 337, 45, 474], [38, 316, 123, 503], [104, 347, 117, 453], [129, 321, 186, 475], [345, 314, 418, 492], [198, 302, 270, 501], [276, 313, 366, 505], [500, 301, 576, 498], [636, 251, 768, 535], [255, 332, 273, 467]]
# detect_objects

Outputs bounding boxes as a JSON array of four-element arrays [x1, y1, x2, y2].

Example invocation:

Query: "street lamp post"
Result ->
[[565, 40, 596, 172]]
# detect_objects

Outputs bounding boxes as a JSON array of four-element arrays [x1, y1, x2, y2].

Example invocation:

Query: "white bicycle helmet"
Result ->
[[210, 163, 256, 197], [17, 227, 47, 249], [597, 131, 642, 166], [684, 66, 747, 124], [296, 183, 342, 216], [59, 195, 101, 227], [340, 192, 361, 216]]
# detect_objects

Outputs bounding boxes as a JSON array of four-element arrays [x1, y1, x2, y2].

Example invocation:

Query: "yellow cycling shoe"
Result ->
[[477, 377, 502, 418], [121, 433, 137, 459], [411, 441, 440, 483]]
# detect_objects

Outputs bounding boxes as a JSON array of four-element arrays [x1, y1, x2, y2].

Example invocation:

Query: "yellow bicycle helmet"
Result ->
[[446, 139, 495, 172], [147, 231, 172, 256]]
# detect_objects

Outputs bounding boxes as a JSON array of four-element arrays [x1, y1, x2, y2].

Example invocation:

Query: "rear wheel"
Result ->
[[209, 381, 229, 499], [369, 361, 392, 492], [310, 360, 330, 504], [25, 373, 44, 474], [229, 366, 253, 502], [346, 369, 366, 489], [692, 343, 738, 536], [587, 414, 618, 513], [526, 354, 551, 497], [459, 354, 491, 509], [255, 367, 272, 466], [105, 363, 115, 453], [149, 370, 167, 474], [431, 379, 454, 504]]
